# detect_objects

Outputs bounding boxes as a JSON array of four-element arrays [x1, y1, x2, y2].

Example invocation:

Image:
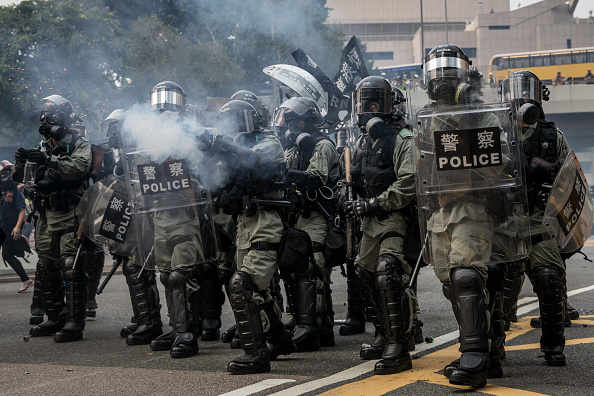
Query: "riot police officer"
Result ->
[[14, 95, 92, 342], [506, 70, 573, 366], [139, 81, 217, 358], [230, 90, 270, 129], [101, 109, 165, 346], [345, 76, 417, 375], [198, 99, 295, 374], [275, 97, 340, 351], [417, 44, 530, 387]]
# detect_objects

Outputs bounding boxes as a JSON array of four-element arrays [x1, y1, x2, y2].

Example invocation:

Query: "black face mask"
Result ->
[[0, 173, 15, 191]]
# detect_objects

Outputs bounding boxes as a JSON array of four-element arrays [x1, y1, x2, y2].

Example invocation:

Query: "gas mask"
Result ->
[[512, 101, 540, 125], [429, 78, 471, 105], [39, 111, 68, 141]]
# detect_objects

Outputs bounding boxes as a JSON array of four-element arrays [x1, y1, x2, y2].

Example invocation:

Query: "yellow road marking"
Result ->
[[505, 337, 594, 351], [318, 316, 592, 396]]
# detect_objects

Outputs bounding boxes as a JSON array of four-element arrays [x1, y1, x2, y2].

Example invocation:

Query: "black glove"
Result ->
[[26, 149, 47, 164], [348, 199, 381, 218], [15, 148, 28, 165], [196, 133, 213, 151]]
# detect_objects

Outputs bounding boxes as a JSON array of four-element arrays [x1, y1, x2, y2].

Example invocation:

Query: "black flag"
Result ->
[[332, 36, 369, 96], [291, 36, 369, 127]]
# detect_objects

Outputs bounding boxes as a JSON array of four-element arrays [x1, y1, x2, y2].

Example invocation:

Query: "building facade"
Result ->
[[326, 0, 594, 70]]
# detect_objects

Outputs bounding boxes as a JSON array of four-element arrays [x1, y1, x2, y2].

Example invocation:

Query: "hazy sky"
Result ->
[[0, 0, 592, 18]]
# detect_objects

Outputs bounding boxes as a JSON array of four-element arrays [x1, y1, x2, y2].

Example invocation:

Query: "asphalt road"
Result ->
[[1, 240, 594, 396]]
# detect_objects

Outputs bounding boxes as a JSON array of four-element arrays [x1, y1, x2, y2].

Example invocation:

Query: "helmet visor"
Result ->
[[217, 109, 254, 134], [151, 89, 184, 111], [355, 87, 392, 115], [508, 73, 542, 104], [424, 56, 469, 85]]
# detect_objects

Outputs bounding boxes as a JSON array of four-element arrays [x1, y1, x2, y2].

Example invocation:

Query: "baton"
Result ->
[[407, 231, 429, 289], [137, 246, 155, 279], [96, 256, 122, 295], [250, 199, 292, 207]]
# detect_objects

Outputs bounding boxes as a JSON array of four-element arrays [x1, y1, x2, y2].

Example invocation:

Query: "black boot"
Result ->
[[120, 317, 138, 338], [292, 273, 320, 352], [444, 268, 489, 388], [533, 267, 566, 366], [502, 261, 524, 331], [339, 261, 366, 336], [85, 241, 105, 319], [167, 270, 199, 358], [373, 255, 413, 375], [487, 263, 507, 375], [54, 258, 87, 343], [124, 262, 163, 345], [30, 274, 45, 325], [567, 302, 579, 320], [150, 273, 176, 351], [263, 301, 296, 360], [227, 271, 271, 374], [319, 272, 335, 348], [30, 258, 65, 337], [197, 262, 223, 341], [221, 324, 237, 343], [356, 267, 387, 360]]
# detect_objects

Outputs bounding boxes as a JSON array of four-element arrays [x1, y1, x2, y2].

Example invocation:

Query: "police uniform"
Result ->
[[350, 115, 417, 375], [14, 133, 91, 342], [284, 137, 340, 350]]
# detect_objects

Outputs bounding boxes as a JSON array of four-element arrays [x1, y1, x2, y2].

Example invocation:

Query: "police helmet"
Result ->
[[354, 76, 394, 119], [217, 100, 261, 134], [424, 44, 471, 103], [150, 81, 186, 112]]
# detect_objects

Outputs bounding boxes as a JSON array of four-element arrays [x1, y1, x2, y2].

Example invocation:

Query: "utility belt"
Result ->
[[34, 191, 79, 221]]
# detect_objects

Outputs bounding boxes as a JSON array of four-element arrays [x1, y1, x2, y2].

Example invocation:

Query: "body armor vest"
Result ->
[[351, 119, 406, 199], [523, 120, 559, 209]]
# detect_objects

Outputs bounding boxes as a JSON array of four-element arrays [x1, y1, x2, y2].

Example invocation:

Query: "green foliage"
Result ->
[[0, 0, 350, 146]]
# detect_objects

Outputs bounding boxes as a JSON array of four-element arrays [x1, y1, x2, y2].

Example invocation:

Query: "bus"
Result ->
[[377, 63, 424, 89], [489, 47, 594, 85]]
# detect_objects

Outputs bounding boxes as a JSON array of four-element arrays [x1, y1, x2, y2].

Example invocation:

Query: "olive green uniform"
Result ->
[[354, 129, 417, 276]]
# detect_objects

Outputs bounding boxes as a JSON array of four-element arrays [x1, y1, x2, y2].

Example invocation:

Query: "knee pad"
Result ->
[[451, 267, 484, 295], [374, 255, 403, 292], [534, 267, 563, 303], [169, 270, 187, 290], [229, 271, 256, 301]]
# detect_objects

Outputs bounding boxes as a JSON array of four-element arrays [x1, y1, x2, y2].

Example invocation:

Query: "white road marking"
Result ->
[[218, 379, 296, 396], [265, 284, 594, 396]]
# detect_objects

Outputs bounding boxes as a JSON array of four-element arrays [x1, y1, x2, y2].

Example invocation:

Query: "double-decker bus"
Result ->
[[489, 47, 594, 85]]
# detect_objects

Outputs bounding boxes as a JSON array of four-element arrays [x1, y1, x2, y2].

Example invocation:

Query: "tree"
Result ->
[[0, 0, 349, 145]]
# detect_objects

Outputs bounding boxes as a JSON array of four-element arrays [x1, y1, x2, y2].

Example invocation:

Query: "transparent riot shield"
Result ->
[[543, 150, 594, 253], [76, 175, 156, 268], [415, 97, 530, 269], [117, 118, 220, 268]]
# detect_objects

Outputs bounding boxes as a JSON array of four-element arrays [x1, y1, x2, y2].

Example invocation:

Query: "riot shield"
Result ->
[[76, 175, 155, 266], [415, 98, 530, 269], [543, 150, 593, 253], [263, 64, 328, 116], [117, 116, 220, 268]]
